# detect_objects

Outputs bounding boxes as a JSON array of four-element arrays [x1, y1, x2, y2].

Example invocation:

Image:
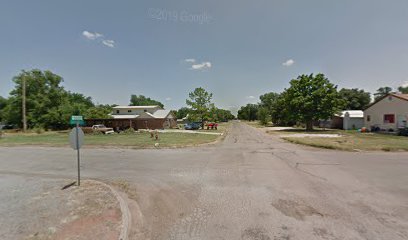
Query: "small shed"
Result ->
[[319, 110, 364, 130]]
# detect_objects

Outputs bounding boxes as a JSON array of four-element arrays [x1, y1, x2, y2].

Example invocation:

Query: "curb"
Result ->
[[87, 180, 131, 240]]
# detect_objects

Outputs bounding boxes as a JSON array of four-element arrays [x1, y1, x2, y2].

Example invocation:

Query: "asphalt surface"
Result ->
[[1, 122, 407, 240]]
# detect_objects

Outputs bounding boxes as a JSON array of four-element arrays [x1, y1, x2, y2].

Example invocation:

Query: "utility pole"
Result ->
[[22, 75, 27, 132]]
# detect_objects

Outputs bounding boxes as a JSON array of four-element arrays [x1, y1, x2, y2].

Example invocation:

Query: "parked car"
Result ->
[[91, 125, 114, 134], [0, 124, 15, 130], [184, 122, 201, 130]]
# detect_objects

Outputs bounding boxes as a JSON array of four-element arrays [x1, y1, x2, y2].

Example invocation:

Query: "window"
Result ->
[[144, 109, 147, 112], [367, 115, 371, 122], [128, 110, 132, 113], [384, 114, 395, 124], [116, 110, 119, 114]]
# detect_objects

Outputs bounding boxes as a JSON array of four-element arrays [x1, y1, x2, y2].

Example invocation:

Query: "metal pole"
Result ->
[[22, 75, 27, 132], [76, 123, 80, 186]]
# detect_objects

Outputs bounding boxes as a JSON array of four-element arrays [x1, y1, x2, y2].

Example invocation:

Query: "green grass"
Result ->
[[280, 130, 408, 152], [0, 131, 220, 148]]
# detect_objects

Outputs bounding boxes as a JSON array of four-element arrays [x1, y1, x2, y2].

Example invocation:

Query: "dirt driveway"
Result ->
[[0, 122, 407, 239]]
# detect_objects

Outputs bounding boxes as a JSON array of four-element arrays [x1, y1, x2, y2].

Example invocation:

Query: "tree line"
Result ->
[[238, 73, 408, 130], [0, 69, 234, 130]]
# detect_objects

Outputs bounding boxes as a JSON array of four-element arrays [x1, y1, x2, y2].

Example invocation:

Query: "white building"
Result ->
[[364, 93, 408, 131]]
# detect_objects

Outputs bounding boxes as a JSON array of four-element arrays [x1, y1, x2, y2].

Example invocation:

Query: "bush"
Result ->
[[122, 128, 136, 135], [33, 127, 45, 134]]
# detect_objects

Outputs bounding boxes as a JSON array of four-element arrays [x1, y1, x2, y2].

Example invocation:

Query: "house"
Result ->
[[86, 105, 177, 130], [319, 110, 364, 130], [364, 93, 408, 131]]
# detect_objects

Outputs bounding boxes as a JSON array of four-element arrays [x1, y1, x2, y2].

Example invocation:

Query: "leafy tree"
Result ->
[[4, 69, 97, 130], [339, 88, 371, 110], [237, 104, 259, 121], [257, 107, 269, 125], [259, 92, 280, 113], [186, 87, 213, 129], [398, 85, 408, 94], [175, 107, 191, 119], [0, 96, 7, 122], [85, 105, 113, 119], [282, 73, 343, 131], [374, 87, 393, 101], [129, 94, 164, 108]]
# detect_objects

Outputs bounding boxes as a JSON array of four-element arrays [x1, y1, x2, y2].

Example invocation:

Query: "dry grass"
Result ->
[[281, 130, 408, 152]]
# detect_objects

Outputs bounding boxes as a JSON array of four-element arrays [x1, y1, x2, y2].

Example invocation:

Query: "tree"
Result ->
[[398, 85, 408, 94], [259, 92, 280, 113], [374, 87, 393, 101], [237, 104, 259, 121], [85, 104, 113, 119], [3, 69, 97, 130], [257, 107, 269, 125], [0, 96, 8, 122], [186, 87, 213, 129], [282, 73, 343, 131], [175, 107, 191, 119], [339, 88, 371, 110], [129, 95, 164, 108]]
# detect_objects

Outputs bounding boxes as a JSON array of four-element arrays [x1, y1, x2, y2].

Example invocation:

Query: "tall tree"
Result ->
[[0, 96, 8, 122], [282, 73, 343, 131], [129, 95, 164, 108], [186, 87, 213, 129], [398, 85, 408, 94], [257, 107, 269, 125], [338, 88, 371, 110], [175, 107, 191, 119], [4, 69, 97, 130], [374, 87, 393, 101], [237, 104, 259, 121]]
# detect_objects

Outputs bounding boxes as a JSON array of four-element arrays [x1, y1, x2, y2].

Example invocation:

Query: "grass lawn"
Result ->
[[0, 131, 220, 148], [276, 129, 408, 152]]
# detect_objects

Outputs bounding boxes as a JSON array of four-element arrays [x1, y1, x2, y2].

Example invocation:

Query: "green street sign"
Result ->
[[70, 115, 85, 125]]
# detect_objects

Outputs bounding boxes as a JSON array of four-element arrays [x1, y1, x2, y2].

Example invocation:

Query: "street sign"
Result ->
[[69, 127, 84, 150], [69, 124, 84, 186], [69, 115, 85, 125]]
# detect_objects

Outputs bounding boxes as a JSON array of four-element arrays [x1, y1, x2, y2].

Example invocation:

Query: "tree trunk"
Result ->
[[306, 120, 314, 131]]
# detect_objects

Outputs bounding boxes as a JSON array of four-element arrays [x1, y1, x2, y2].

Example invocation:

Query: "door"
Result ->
[[397, 115, 407, 128]]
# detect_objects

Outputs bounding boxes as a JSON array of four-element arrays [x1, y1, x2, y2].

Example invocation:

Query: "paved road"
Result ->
[[1, 122, 408, 239]]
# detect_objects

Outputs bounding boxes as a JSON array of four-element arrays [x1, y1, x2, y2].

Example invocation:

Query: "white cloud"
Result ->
[[165, 97, 172, 101], [184, 58, 196, 63], [82, 31, 103, 40], [246, 96, 256, 99], [191, 62, 212, 70], [282, 59, 295, 67], [102, 39, 115, 48]]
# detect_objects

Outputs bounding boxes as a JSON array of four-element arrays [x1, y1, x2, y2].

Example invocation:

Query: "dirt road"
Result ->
[[1, 122, 407, 239]]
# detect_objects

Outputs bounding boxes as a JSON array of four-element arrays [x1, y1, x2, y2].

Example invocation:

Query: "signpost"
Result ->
[[69, 116, 84, 186]]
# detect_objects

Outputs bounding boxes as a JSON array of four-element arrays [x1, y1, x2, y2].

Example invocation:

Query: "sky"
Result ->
[[1, 0, 408, 113]]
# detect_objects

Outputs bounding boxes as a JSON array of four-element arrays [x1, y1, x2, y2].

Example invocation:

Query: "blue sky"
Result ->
[[1, 0, 408, 112]]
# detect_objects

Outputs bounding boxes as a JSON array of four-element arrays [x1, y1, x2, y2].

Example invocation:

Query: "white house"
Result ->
[[364, 93, 408, 131]]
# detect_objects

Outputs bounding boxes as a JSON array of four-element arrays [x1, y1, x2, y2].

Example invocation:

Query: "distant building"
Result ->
[[86, 105, 177, 131], [364, 93, 408, 131], [319, 110, 364, 130]]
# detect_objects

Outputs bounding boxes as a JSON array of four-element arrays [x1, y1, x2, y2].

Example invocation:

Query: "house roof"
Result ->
[[152, 109, 171, 118], [111, 115, 139, 119], [336, 110, 364, 118], [364, 93, 408, 110], [112, 105, 161, 109]]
